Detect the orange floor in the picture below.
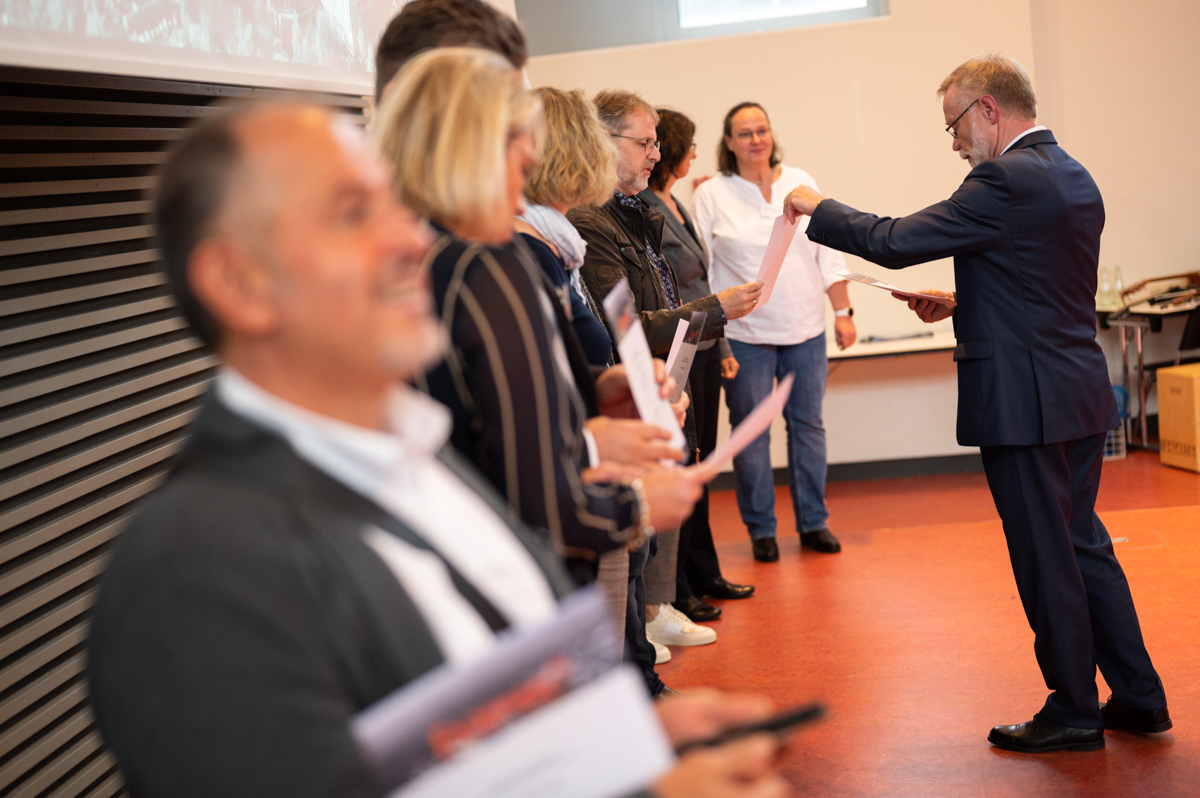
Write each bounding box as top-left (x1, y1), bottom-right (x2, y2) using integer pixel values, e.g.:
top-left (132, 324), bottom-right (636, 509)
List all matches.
top-left (660, 450), bottom-right (1200, 797)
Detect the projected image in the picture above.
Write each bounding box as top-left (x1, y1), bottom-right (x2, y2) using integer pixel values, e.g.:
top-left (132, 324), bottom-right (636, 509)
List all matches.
top-left (677, 0), bottom-right (867, 29)
top-left (3, 0), bottom-right (407, 76)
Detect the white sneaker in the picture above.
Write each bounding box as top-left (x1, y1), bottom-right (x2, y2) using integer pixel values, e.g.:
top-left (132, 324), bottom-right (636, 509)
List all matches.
top-left (652, 638), bottom-right (671, 664)
top-left (646, 603), bottom-right (717, 647)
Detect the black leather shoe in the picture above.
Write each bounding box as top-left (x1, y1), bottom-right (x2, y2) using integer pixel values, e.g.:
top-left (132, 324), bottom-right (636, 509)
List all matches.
top-left (800, 528), bottom-right (842, 553)
top-left (695, 577), bottom-right (755, 600)
top-left (672, 595), bottom-right (722, 622)
top-left (752, 537), bottom-right (779, 562)
top-left (987, 713), bottom-right (1105, 752)
top-left (1101, 695), bottom-right (1172, 733)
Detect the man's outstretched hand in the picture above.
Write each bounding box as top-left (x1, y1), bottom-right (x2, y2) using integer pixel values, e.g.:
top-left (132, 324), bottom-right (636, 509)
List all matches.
top-left (891, 289), bottom-right (956, 323)
top-left (782, 185), bottom-right (827, 223)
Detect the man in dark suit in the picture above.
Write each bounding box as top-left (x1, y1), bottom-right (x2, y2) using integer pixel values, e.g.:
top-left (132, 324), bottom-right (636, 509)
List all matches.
top-left (782, 54), bottom-right (1170, 752)
top-left (87, 102), bottom-right (788, 797)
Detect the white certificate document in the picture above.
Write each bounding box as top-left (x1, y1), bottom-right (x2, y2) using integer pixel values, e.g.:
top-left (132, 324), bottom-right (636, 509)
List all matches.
top-left (601, 280), bottom-right (687, 451)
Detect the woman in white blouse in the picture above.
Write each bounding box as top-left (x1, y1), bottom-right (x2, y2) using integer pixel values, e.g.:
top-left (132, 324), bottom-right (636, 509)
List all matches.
top-left (693, 102), bottom-right (856, 563)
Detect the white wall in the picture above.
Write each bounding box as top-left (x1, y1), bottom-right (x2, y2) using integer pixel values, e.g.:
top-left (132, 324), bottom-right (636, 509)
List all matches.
top-left (525, 0), bottom-right (1037, 466)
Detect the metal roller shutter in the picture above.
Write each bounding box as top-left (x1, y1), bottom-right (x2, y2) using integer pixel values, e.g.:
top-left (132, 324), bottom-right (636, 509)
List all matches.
top-left (0, 65), bottom-right (366, 798)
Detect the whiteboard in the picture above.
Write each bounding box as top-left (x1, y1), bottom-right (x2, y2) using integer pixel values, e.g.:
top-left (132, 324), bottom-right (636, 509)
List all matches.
top-left (0, 0), bottom-right (518, 94)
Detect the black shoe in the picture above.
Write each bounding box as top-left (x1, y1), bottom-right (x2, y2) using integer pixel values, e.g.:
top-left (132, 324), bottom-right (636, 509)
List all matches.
top-left (800, 528), bottom-right (841, 553)
top-left (1101, 695), bottom-right (1172, 733)
top-left (987, 713), bottom-right (1105, 753)
top-left (672, 595), bottom-right (722, 622)
top-left (752, 537), bottom-right (779, 562)
top-left (695, 577), bottom-right (755, 599)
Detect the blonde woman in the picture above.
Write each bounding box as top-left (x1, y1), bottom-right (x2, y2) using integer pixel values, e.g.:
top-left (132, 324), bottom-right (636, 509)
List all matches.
top-left (374, 49), bottom-right (715, 695)
top-left (514, 87), bottom-right (616, 368)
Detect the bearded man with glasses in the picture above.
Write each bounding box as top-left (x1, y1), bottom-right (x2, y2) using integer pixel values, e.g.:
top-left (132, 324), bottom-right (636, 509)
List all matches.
top-left (782, 53), bottom-right (1170, 754)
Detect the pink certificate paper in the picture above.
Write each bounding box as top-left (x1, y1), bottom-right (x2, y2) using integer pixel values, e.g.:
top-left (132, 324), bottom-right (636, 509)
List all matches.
top-left (703, 373), bottom-right (794, 469)
top-left (755, 215), bottom-right (799, 308)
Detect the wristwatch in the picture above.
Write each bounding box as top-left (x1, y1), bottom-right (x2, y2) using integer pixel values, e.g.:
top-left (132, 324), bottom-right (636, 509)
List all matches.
top-left (834, 307), bottom-right (854, 318)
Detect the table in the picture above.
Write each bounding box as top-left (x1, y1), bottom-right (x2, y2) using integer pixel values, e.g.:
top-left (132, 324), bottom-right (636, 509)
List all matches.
top-left (1098, 302), bottom-right (1198, 449)
top-left (827, 329), bottom-right (957, 361)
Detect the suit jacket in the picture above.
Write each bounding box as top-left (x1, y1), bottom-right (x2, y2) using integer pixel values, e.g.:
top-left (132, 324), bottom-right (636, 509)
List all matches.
top-left (807, 130), bottom-right (1118, 447)
top-left (87, 395), bottom-right (575, 798)
top-left (638, 190), bottom-right (732, 359)
top-left (570, 195), bottom-right (726, 356)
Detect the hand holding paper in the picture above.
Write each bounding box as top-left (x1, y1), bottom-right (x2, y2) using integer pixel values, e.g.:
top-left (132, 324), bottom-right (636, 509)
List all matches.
top-left (892, 287), bottom-right (957, 324)
top-left (782, 184), bottom-right (828, 222)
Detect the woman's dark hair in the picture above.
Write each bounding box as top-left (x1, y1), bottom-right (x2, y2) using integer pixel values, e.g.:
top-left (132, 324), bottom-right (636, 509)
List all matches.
top-left (717, 101), bottom-right (781, 176)
top-left (648, 108), bottom-right (696, 192)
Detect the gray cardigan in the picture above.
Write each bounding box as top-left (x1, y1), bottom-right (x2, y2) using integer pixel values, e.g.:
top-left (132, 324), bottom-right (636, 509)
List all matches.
top-left (639, 189), bottom-right (732, 358)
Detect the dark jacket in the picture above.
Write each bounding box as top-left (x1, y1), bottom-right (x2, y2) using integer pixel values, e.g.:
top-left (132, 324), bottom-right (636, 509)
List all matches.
top-left (639, 189), bottom-right (733, 359)
top-left (418, 229), bottom-right (639, 565)
top-left (88, 396), bottom-right (575, 798)
top-left (570, 194), bottom-right (726, 356)
top-left (807, 130), bottom-right (1118, 447)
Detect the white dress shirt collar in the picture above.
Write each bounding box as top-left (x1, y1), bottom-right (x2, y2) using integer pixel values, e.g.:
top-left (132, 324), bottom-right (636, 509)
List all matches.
top-left (1001, 125), bottom-right (1049, 155)
top-left (214, 367), bottom-right (558, 666)
top-left (216, 367), bottom-right (451, 498)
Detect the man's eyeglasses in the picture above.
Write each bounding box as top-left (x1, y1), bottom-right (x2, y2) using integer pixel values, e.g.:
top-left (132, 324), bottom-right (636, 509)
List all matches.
top-left (611, 134), bottom-right (661, 154)
top-left (945, 97), bottom-right (980, 139)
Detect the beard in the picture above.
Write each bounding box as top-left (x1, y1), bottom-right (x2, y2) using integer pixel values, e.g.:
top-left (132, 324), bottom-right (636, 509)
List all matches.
top-left (617, 159), bottom-right (652, 195)
top-left (961, 117), bottom-right (991, 168)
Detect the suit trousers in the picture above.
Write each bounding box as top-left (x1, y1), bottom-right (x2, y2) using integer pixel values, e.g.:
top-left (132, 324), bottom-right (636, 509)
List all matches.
top-left (981, 433), bottom-right (1166, 728)
top-left (676, 346), bottom-right (725, 600)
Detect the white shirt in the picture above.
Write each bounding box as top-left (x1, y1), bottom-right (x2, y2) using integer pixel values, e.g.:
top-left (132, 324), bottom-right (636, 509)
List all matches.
top-left (1001, 125), bottom-right (1048, 155)
top-left (216, 368), bottom-right (557, 666)
top-left (693, 165), bottom-right (846, 346)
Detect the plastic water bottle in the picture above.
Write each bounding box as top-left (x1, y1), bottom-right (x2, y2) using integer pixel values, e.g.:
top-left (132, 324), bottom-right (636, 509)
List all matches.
top-left (1098, 267), bottom-right (1112, 307)
top-left (1113, 266), bottom-right (1125, 305)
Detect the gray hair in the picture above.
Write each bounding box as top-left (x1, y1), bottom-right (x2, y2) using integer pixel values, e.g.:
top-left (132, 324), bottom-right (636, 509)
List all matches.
top-left (593, 89), bottom-right (659, 135)
top-left (939, 54), bottom-right (1037, 119)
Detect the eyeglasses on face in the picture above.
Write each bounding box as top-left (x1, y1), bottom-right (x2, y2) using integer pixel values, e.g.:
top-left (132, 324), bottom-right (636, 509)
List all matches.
top-left (611, 134), bottom-right (661, 154)
top-left (946, 97), bottom-right (981, 138)
top-left (734, 127), bottom-right (771, 143)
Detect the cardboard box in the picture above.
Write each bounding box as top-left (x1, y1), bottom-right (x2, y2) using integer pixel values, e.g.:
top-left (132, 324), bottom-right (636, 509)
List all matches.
top-left (1158, 363), bottom-right (1200, 473)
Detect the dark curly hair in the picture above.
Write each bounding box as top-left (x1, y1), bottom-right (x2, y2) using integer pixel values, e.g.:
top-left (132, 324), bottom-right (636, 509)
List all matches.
top-left (648, 108), bottom-right (696, 192)
top-left (717, 101), bottom-right (781, 176)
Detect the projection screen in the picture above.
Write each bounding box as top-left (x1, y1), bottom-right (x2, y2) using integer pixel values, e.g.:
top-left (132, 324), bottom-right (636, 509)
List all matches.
top-left (0, 0), bottom-right (517, 93)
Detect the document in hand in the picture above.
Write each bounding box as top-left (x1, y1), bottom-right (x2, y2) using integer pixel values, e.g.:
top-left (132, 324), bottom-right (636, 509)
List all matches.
top-left (353, 588), bottom-right (674, 798)
top-left (703, 373), bottom-right (795, 469)
top-left (836, 271), bottom-right (958, 307)
top-left (755, 214), bottom-right (800, 308)
top-left (664, 311), bottom-right (706, 403)
top-left (601, 279), bottom-right (687, 451)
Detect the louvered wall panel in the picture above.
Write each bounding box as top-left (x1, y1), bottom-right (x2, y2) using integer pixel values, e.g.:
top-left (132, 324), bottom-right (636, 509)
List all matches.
top-left (0, 65), bottom-right (366, 798)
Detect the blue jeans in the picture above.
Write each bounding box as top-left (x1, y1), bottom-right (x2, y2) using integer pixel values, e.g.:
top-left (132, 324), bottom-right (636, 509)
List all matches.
top-left (724, 335), bottom-right (829, 540)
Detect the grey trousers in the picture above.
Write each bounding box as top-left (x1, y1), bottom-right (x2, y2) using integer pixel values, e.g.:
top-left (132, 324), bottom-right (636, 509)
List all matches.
top-left (643, 527), bottom-right (679, 606)
top-left (595, 547), bottom-right (629, 657)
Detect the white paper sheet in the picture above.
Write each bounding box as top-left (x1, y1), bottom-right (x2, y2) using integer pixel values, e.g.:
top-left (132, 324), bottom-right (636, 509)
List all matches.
top-left (835, 271), bottom-right (957, 307)
top-left (664, 312), bottom-right (706, 403)
top-left (703, 373), bottom-right (795, 469)
top-left (390, 667), bottom-right (674, 798)
top-left (755, 215), bottom-right (800, 308)
top-left (601, 281), bottom-right (687, 451)
top-left (665, 320), bottom-right (689, 374)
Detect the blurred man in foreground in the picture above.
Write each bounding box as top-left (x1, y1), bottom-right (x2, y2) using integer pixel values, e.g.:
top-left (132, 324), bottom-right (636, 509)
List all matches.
top-left (86, 103), bottom-right (788, 798)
